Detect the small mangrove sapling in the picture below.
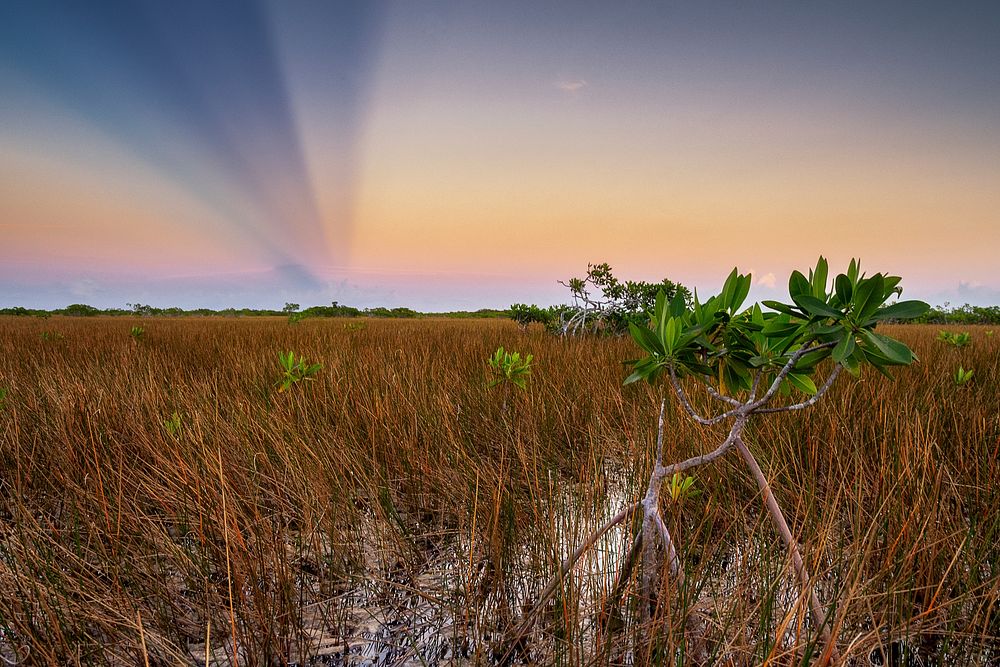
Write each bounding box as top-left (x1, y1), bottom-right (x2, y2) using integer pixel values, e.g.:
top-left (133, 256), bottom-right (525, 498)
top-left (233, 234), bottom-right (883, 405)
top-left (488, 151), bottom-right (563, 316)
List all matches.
top-left (500, 257), bottom-right (928, 662)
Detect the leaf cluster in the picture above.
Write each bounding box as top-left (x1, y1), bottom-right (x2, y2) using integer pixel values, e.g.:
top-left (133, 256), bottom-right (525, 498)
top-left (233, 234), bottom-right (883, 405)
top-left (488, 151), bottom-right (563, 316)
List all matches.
top-left (626, 257), bottom-right (929, 394)
top-left (668, 473), bottom-right (700, 502)
top-left (509, 303), bottom-right (555, 328)
top-left (276, 351), bottom-right (323, 392)
top-left (937, 331), bottom-right (971, 348)
top-left (954, 366), bottom-right (974, 386)
top-left (487, 346), bottom-right (533, 390)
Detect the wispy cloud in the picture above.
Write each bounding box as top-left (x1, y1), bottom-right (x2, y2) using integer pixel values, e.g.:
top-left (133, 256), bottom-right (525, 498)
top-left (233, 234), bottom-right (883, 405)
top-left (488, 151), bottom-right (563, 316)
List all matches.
top-left (756, 272), bottom-right (776, 288)
top-left (555, 79), bottom-right (588, 94)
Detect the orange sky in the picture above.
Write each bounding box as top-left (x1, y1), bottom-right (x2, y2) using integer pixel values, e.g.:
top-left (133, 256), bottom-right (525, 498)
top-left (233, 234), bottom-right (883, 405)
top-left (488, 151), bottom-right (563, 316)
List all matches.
top-left (2, 2), bottom-right (999, 308)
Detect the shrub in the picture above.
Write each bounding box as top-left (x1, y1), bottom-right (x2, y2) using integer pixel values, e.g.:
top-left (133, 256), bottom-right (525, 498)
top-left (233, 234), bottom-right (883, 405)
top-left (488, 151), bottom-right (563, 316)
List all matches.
top-left (486, 347), bottom-right (533, 389)
top-left (276, 351), bottom-right (322, 392)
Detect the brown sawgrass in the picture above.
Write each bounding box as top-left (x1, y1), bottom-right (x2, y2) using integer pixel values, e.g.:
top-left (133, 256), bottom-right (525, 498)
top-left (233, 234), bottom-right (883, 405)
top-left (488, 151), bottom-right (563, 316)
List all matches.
top-left (0, 317), bottom-right (997, 665)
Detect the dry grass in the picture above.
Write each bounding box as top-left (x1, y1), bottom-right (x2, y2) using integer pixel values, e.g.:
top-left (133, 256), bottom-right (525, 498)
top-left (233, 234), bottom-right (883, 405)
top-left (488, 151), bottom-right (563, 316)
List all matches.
top-left (0, 317), bottom-right (997, 665)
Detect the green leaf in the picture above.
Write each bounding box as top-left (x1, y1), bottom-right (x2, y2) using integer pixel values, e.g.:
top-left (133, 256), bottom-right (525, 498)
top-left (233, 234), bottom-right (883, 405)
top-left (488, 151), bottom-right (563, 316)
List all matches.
top-left (786, 372), bottom-right (818, 395)
top-left (762, 321), bottom-right (802, 338)
top-left (796, 347), bottom-right (833, 369)
top-left (853, 274), bottom-right (885, 321)
top-left (832, 331), bottom-right (856, 363)
top-left (812, 256), bottom-right (828, 298)
top-left (669, 291), bottom-right (686, 318)
top-left (883, 275), bottom-right (901, 297)
top-left (788, 270), bottom-right (810, 298)
top-left (812, 323), bottom-right (844, 336)
top-left (872, 300), bottom-right (930, 321)
top-left (624, 358), bottom-right (661, 385)
top-left (792, 294), bottom-right (843, 320)
top-left (762, 300), bottom-right (800, 317)
top-left (834, 274), bottom-right (852, 306)
top-left (731, 273), bottom-right (751, 313)
top-left (654, 290), bottom-right (666, 323)
top-left (847, 258), bottom-right (860, 284)
top-left (865, 354), bottom-right (896, 380)
top-left (840, 347), bottom-right (862, 376)
top-left (859, 330), bottom-right (913, 365)
top-left (661, 316), bottom-right (680, 353)
top-left (720, 268), bottom-right (739, 310)
top-left (629, 321), bottom-right (662, 355)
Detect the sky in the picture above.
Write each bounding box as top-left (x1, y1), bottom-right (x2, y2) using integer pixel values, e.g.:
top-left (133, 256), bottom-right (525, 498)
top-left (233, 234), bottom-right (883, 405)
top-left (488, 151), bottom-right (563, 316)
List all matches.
top-left (1, 1), bottom-right (999, 310)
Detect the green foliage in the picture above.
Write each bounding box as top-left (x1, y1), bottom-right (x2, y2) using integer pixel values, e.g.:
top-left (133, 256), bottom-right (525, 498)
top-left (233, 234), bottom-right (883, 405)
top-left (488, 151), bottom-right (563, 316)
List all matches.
top-left (509, 303), bottom-right (553, 328)
top-left (365, 306), bottom-right (419, 318)
top-left (282, 302), bottom-right (300, 314)
top-left (302, 303), bottom-right (362, 318)
top-left (0, 388), bottom-right (7, 410)
top-left (40, 331), bottom-right (64, 342)
top-left (128, 303), bottom-right (155, 316)
top-left (61, 303), bottom-right (100, 317)
top-left (130, 326), bottom-right (145, 341)
top-left (164, 412), bottom-right (182, 436)
top-left (559, 263), bottom-right (691, 335)
top-left (667, 473), bottom-right (700, 502)
top-left (937, 331), bottom-right (971, 347)
top-left (287, 312), bottom-right (308, 325)
top-left (276, 351), bottom-right (323, 392)
top-left (344, 322), bottom-right (367, 332)
top-left (913, 303), bottom-right (1000, 325)
top-left (954, 366), bottom-right (974, 386)
top-left (626, 257), bottom-right (929, 392)
top-left (487, 346), bottom-right (533, 390)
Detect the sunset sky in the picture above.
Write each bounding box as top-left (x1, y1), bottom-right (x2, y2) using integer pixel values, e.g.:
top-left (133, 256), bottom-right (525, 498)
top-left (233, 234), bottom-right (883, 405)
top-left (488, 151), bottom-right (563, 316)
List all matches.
top-left (2, 1), bottom-right (998, 310)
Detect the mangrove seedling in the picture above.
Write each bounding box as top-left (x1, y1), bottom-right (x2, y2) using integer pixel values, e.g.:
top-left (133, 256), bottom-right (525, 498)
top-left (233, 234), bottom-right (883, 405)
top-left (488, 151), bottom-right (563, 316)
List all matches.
top-left (667, 472), bottom-right (699, 502)
top-left (164, 412), bottom-right (182, 436)
top-left (487, 346), bottom-right (533, 389)
top-left (938, 330), bottom-right (971, 347)
top-left (954, 366), bottom-right (974, 386)
top-left (276, 350), bottom-right (322, 392)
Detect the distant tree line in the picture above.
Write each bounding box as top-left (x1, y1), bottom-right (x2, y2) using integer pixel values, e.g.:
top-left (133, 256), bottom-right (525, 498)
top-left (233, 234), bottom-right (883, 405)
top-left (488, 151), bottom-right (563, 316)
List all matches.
top-left (0, 302), bottom-right (510, 320)
top-left (908, 303), bottom-right (1000, 325)
top-left (4, 294), bottom-right (994, 324)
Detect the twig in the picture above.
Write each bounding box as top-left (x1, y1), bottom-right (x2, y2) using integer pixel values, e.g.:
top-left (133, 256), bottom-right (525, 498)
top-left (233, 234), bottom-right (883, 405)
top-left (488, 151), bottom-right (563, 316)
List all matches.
top-left (668, 365), bottom-right (742, 426)
top-left (746, 341), bottom-right (837, 411)
top-left (754, 366), bottom-right (842, 414)
top-left (705, 383), bottom-right (743, 407)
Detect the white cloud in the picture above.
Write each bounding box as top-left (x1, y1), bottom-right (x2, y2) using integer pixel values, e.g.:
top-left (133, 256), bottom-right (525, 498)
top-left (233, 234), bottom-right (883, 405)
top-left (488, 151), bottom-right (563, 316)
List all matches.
top-left (555, 79), bottom-right (588, 94)
top-left (69, 279), bottom-right (101, 299)
top-left (756, 272), bottom-right (776, 288)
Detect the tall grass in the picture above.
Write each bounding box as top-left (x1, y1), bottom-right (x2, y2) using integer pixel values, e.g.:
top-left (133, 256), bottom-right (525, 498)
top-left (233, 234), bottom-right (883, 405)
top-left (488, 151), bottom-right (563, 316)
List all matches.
top-left (0, 317), bottom-right (997, 665)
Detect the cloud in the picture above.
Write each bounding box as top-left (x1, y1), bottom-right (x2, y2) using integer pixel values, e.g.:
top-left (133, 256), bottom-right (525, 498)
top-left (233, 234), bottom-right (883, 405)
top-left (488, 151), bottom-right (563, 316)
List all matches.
top-left (69, 279), bottom-right (101, 299)
top-left (756, 272), bottom-right (776, 288)
top-left (917, 280), bottom-right (1000, 308)
top-left (555, 79), bottom-right (588, 94)
top-left (955, 280), bottom-right (1000, 304)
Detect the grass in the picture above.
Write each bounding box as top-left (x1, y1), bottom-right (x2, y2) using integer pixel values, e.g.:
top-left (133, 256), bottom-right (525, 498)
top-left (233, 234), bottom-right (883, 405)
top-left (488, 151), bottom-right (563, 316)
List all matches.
top-left (0, 317), bottom-right (997, 665)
